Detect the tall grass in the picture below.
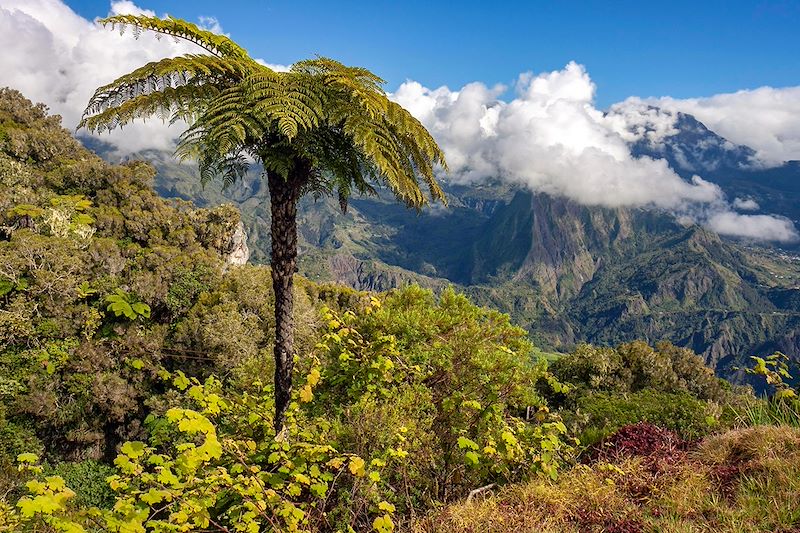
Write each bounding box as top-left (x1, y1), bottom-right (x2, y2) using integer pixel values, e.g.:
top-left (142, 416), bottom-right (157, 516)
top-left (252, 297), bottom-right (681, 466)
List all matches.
top-left (734, 398), bottom-right (800, 428)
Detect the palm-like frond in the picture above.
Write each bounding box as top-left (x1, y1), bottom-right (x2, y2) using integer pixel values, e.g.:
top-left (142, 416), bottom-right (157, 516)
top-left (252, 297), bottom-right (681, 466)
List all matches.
top-left (99, 15), bottom-right (250, 59)
top-left (80, 54), bottom-right (256, 132)
top-left (81, 15), bottom-right (447, 209)
top-left (248, 71), bottom-right (327, 140)
top-left (305, 59), bottom-right (448, 207)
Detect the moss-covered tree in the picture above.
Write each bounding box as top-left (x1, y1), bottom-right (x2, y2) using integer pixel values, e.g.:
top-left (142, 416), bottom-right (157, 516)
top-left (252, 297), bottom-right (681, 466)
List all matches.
top-left (80, 16), bottom-right (447, 431)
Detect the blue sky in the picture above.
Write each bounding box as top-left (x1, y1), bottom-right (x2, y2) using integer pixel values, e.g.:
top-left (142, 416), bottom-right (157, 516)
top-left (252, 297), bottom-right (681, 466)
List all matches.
top-left (64, 0), bottom-right (800, 107)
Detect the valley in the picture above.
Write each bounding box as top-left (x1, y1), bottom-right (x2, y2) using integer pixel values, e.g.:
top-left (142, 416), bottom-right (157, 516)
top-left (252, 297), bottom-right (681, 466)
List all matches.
top-left (102, 112), bottom-right (800, 386)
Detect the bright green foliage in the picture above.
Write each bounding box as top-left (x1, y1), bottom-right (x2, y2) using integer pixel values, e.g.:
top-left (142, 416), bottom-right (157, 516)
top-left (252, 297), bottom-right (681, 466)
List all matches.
top-left (306, 287), bottom-right (572, 513)
top-left (80, 14), bottom-right (447, 210)
top-left (573, 390), bottom-right (718, 445)
top-left (49, 460), bottom-right (116, 509)
top-left (552, 340), bottom-right (730, 402)
top-left (7, 205), bottom-right (44, 219)
top-left (1, 456), bottom-right (86, 532)
top-left (3, 370), bottom-right (394, 533)
top-left (106, 289), bottom-right (151, 320)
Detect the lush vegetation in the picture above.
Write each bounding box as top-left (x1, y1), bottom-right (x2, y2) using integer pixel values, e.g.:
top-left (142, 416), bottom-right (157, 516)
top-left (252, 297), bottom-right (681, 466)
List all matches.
top-left (0, 90), bottom-right (563, 531)
top-left (2, 89), bottom-right (800, 532)
top-left (80, 14), bottom-right (447, 431)
top-left (418, 424), bottom-right (800, 533)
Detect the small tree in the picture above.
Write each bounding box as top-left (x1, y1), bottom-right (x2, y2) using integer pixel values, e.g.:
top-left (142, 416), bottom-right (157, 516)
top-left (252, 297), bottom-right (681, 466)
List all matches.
top-left (80, 16), bottom-right (447, 431)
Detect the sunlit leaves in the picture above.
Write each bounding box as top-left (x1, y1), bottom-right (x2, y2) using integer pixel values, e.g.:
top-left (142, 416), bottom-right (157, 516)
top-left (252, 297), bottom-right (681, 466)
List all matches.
top-left (81, 14), bottom-right (447, 215)
top-left (105, 289), bottom-right (150, 320)
top-left (348, 456), bottom-right (366, 477)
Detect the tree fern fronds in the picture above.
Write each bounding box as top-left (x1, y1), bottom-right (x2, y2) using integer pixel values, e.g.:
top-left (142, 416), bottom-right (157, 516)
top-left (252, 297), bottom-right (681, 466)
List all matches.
top-left (81, 14), bottom-right (450, 434)
top-left (81, 85), bottom-right (214, 132)
top-left (81, 55), bottom-right (253, 128)
top-left (99, 15), bottom-right (252, 60)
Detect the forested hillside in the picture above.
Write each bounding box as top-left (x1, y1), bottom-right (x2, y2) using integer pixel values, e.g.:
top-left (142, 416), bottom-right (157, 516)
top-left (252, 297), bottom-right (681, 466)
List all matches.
top-left (2, 88), bottom-right (800, 533)
top-left (100, 137), bottom-right (800, 387)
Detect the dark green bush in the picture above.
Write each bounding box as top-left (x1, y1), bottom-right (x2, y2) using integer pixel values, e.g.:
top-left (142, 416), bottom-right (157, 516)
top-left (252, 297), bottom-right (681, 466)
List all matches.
top-left (552, 340), bottom-right (729, 402)
top-left (48, 460), bottom-right (116, 509)
top-left (571, 390), bottom-right (716, 446)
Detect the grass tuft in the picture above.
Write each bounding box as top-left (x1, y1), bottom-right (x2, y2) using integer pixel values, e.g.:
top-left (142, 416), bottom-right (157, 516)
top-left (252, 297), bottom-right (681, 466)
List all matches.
top-left (415, 425), bottom-right (800, 533)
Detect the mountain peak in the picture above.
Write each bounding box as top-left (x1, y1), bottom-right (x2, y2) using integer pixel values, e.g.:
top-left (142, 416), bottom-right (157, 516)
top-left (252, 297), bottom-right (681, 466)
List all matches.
top-left (623, 107), bottom-right (758, 175)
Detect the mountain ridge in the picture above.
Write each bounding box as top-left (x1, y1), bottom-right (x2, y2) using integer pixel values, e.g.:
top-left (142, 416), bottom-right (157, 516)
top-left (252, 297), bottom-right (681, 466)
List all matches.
top-left (82, 108), bottom-right (800, 383)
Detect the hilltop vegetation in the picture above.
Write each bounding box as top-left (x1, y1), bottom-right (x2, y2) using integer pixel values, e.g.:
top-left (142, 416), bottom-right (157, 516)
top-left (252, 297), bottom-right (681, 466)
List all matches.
top-left (114, 142), bottom-right (800, 389)
top-left (0, 89), bottom-right (567, 531)
top-left (2, 90), bottom-right (800, 532)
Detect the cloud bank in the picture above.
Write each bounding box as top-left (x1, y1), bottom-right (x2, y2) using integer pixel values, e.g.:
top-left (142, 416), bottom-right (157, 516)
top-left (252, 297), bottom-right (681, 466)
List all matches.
top-left (0, 0), bottom-right (290, 154)
top-left (639, 87), bottom-right (800, 166)
top-left (0, 1), bottom-right (797, 242)
top-left (392, 63), bottom-right (798, 242)
top-left (0, 0), bottom-right (201, 152)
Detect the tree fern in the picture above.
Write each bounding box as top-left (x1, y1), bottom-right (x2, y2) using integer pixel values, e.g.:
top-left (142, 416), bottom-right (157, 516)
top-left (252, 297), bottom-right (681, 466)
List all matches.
top-left (81, 14), bottom-right (448, 432)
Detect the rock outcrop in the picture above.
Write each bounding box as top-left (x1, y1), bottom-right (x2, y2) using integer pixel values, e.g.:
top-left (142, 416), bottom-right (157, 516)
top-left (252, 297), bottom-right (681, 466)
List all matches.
top-left (225, 220), bottom-right (250, 266)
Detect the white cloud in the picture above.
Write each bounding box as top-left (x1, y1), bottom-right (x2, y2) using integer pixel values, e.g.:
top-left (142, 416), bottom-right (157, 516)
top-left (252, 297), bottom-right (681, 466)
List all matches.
top-left (254, 59), bottom-right (292, 72)
top-left (706, 211), bottom-right (798, 243)
top-left (391, 62), bottom-right (798, 243)
top-left (0, 0), bottom-right (291, 155)
top-left (631, 87), bottom-right (800, 166)
top-left (733, 197), bottom-right (760, 211)
top-left (109, 0), bottom-right (154, 16)
top-left (0, 0), bottom-right (200, 153)
top-left (603, 99), bottom-right (680, 145)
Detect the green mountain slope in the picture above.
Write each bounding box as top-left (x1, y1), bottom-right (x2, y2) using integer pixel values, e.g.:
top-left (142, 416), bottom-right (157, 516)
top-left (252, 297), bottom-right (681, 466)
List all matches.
top-left (85, 129), bottom-right (800, 385)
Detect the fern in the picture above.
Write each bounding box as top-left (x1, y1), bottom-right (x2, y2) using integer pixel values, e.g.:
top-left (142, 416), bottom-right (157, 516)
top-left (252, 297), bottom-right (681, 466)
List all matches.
top-left (99, 15), bottom-right (250, 59)
top-left (80, 16), bottom-right (449, 429)
top-left (81, 14), bottom-right (447, 209)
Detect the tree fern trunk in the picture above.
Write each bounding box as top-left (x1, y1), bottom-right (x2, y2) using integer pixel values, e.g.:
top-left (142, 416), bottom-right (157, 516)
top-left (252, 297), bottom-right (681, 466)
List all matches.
top-left (267, 162), bottom-right (308, 433)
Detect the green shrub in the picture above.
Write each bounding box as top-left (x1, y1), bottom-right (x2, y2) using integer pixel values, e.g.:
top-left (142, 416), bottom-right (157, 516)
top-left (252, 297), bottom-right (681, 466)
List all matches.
top-left (552, 340), bottom-right (728, 402)
top-left (307, 286), bottom-right (573, 514)
top-left (572, 390), bottom-right (716, 445)
top-left (49, 460), bottom-right (116, 509)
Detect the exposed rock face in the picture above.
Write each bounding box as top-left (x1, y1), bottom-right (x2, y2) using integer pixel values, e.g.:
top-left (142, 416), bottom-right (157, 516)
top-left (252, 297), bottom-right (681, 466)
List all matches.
top-left (467, 190), bottom-right (674, 299)
top-left (326, 253), bottom-right (446, 292)
top-left (225, 220), bottom-right (250, 266)
top-left (190, 204), bottom-right (251, 267)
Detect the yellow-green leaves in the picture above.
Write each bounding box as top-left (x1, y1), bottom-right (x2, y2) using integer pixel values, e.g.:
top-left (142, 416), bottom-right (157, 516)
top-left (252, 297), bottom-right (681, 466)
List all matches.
top-left (120, 441), bottom-right (146, 459)
top-left (298, 365), bottom-right (322, 403)
top-left (105, 288), bottom-right (151, 320)
top-left (371, 500), bottom-right (396, 532)
top-left (457, 436), bottom-right (479, 450)
top-left (457, 436), bottom-right (481, 465)
top-left (372, 513), bottom-right (395, 533)
top-left (348, 456), bottom-right (366, 477)
top-left (17, 452), bottom-right (38, 464)
top-left (299, 384), bottom-right (314, 403)
top-left (11, 469), bottom-right (85, 533)
top-left (173, 370), bottom-right (190, 390)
